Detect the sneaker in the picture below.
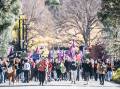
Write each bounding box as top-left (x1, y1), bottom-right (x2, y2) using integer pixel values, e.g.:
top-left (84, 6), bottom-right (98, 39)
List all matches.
top-left (74, 81), bottom-right (76, 84)
top-left (71, 81), bottom-right (73, 84)
top-left (39, 82), bottom-right (41, 85)
top-left (84, 82), bottom-right (88, 85)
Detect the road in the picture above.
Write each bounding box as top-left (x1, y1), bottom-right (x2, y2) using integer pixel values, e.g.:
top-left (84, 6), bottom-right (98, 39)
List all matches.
top-left (0, 80), bottom-right (120, 89)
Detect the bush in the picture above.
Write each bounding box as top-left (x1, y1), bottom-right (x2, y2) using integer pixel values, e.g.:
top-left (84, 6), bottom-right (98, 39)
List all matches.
top-left (112, 68), bottom-right (120, 84)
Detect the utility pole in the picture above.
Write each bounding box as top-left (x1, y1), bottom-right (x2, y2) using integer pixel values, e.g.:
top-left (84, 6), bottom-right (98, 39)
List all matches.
top-left (22, 19), bottom-right (25, 51)
top-left (18, 16), bottom-right (21, 51)
top-left (25, 24), bottom-right (29, 52)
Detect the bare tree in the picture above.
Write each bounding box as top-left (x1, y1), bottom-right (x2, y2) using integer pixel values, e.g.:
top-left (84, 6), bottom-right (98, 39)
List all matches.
top-left (21, 0), bottom-right (55, 48)
top-left (48, 0), bottom-right (101, 46)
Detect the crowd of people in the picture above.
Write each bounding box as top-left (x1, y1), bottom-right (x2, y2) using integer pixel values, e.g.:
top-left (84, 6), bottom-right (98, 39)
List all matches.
top-left (0, 55), bottom-right (114, 86)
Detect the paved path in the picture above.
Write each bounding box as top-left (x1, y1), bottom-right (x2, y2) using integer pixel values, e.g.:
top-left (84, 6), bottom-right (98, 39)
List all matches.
top-left (0, 80), bottom-right (120, 89)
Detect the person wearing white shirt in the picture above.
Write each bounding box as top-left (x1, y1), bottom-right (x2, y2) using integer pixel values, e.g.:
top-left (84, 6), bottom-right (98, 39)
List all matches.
top-left (24, 59), bottom-right (30, 83)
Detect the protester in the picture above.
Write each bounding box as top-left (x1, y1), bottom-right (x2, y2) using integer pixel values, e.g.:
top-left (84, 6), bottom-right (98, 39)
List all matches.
top-left (106, 62), bottom-right (113, 81)
top-left (52, 61), bottom-right (57, 81)
top-left (38, 57), bottom-right (46, 85)
top-left (97, 61), bottom-right (106, 85)
top-left (0, 45), bottom-right (116, 86)
top-left (47, 60), bottom-right (53, 82)
top-left (0, 59), bottom-right (4, 83)
top-left (30, 60), bottom-right (36, 81)
top-left (64, 59), bottom-right (71, 81)
top-left (94, 60), bottom-right (98, 81)
top-left (60, 61), bottom-right (66, 80)
top-left (23, 59), bottom-right (31, 83)
top-left (82, 59), bottom-right (91, 85)
top-left (70, 60), bottom-right (77, 84)
top-left (56, 62), bottom-right (61, 81)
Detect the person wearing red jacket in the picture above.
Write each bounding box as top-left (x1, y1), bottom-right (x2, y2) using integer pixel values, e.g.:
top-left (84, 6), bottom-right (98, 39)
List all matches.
top-left (38, 58), bottom-right (47, 85)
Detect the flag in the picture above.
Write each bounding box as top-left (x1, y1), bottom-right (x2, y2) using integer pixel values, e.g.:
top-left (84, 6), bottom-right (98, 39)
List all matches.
top-left (27, 51), bottom-right (32, 59)
top-left (76, 53), bottom-right (81, 62)
top-left (61, 50), bottom-right (64, 61)
top-left (48, 49), bottom-right (54, 61)
top-left (68, 39), bottom-right (76, 60)
top-left (32, 51), bottom-right (40, 62)
top-left (7, 46), bottom-right (13, 56)
top-left (35, 47), bottom-right (39, 53)
top-left (79, 51), bottom-right (83, 62)
top-left (72, 39), bottom-right (75, 47)
top-left (57, 47), bottom-right (62, 62)
top-left (58, 50), bottom-right (61, 61)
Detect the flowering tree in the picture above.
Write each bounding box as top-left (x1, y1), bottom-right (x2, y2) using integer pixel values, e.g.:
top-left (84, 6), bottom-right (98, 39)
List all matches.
top-left (90, 44), bottom-right (109, 61)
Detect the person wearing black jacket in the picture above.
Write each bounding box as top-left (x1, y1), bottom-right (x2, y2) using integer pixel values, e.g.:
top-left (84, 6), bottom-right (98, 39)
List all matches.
top-left (70, 61), bottom-right (77, 84)
top-left (82, 59), bottom-right (91, 85)
top-left (0, 60), bottom-right (3, 83)
top-left (64, 60), bottom-right (71, 81)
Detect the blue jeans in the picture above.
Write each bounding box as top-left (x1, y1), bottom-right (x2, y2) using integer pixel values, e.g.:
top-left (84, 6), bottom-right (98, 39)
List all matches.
top-left (24, 70), bottom-right (29, 83)
top-left (0, 72), bottom-right (4, 83)
top-left (107, 71), bottom-right (112, 81)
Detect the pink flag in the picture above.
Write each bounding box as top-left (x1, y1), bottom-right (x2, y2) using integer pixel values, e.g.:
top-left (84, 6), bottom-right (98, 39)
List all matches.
top-left (35, 47), bottom-right (39, 53)
top-left (76, 54), bottom-right (81, 62)
top-left (27, 52), bottom-right (32, 59)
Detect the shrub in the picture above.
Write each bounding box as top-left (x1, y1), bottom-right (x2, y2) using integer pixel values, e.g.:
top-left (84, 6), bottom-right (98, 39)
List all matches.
top-left (112, 68), bottom-right (120, 84)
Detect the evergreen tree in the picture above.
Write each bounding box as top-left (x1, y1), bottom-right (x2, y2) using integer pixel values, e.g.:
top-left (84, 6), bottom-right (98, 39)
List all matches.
top-left (98, 0), bottom-right (120, 60)
top-left (98, 0), bottom-right (120, 27)
top-left (0, 0), bottom-right (21, 57)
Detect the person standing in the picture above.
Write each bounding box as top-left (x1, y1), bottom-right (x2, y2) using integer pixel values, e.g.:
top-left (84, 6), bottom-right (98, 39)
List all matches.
top-left (70, 60), bottom-right (77, 84)
top-left (0, 59), bottom-right (4, 83)
top-left (82, 59), bottom-right (91, 85)
top-left (64, 60), bottom-right (71, 81)
top-left (106, 62), bottom-right (112, 81)
top-left (94, 60), bottom-right (98, 81)
top-left (56, 62), bottom-right (61, 81)
top-left (97, 61), bottom-right (106, 85)
top-left (48, 60), bottom-right (53, 82)
top-left (23, 59), bottom-right (31, 83)
top-left (52, 61), bottom-right (57, 81)
top-left (60, 61), bottom-right (66, 80)
top-left (38, 58), bottom-right (46, 85)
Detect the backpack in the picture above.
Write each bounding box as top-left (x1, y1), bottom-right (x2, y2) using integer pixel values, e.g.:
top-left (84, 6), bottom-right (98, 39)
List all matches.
top-left (98, 64), bottom-right (106, 74)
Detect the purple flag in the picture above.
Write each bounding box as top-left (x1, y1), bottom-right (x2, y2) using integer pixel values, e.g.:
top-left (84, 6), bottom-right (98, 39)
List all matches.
top-left (8, 46), bottom-right (13, 55)
top-left (61, 50), bottom-right (64, 60)
top-left (48, 49), bottom-right (54, 61)
top-left (68, 39), bottom-right (76, 60)
top-left (57, 47), bottom-right (61, 61)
